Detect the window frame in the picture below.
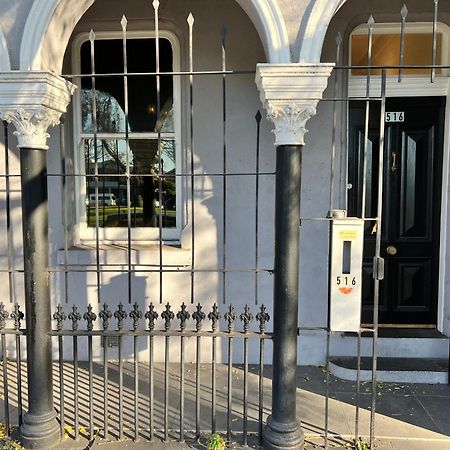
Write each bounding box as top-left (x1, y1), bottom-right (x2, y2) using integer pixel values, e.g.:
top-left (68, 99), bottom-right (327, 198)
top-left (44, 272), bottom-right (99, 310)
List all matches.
top-left (71, 30), bottom-right (182, 243)
top-left (348, 22), bottom-right (450, 98)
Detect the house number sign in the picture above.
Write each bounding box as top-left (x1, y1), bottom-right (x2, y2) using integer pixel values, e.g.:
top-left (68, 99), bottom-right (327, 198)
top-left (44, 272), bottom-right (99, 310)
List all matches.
top-left (385, 111), bottom-right (404, 122)
top-left (329, 218), bottom-right (364, 332)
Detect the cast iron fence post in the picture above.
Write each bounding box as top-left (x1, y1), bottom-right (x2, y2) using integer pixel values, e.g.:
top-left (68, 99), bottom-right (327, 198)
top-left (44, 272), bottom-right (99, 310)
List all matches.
top-left (256, 63), bottom-right (333, 449)
top-left (0, 73), bottom-right (75, 448)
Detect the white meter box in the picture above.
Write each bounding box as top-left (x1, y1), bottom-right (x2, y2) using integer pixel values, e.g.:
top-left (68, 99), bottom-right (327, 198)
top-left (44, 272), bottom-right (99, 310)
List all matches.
top-left (329, 218), bottom-right (364, 332)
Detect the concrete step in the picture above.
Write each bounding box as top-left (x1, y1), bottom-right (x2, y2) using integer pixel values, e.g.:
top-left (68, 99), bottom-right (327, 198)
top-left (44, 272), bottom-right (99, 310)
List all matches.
top-left (330, 330), bottom-right (449, 359)
top-left (329, 356), bottom-right (449, 384)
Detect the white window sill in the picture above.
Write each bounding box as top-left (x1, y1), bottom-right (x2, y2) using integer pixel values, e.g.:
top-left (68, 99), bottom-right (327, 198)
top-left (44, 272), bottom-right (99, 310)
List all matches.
top-left (56, 243), bottom-right (191, 267)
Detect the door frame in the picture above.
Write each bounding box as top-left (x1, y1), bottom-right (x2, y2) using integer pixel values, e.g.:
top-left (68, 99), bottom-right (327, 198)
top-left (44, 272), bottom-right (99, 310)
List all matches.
top-left (347, 77), bottom-right (450, 331)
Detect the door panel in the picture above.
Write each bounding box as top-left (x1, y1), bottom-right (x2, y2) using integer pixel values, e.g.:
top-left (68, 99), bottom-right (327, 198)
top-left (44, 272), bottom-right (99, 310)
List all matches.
top-left (349, 97), bottom-right (445, 325)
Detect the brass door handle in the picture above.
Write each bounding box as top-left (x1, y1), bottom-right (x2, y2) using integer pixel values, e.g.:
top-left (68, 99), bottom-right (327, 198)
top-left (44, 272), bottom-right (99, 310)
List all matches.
top-left (386, 245), bottom-right (397, 256)
top-left (391, 152), bottom-right (398, 172)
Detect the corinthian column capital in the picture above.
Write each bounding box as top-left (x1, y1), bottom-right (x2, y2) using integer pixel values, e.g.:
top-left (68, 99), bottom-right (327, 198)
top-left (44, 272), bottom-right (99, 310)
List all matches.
top-left (255, 64), bottom-right (334, 146)
top-left (0, 72), bottom-right (75, 149)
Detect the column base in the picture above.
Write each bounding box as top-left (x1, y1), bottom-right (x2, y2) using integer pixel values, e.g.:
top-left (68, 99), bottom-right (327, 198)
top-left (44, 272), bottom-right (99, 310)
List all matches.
top-left (263, 415), bottom-right (304, 450)
top-left (20, 410), bottom-right (60, 449)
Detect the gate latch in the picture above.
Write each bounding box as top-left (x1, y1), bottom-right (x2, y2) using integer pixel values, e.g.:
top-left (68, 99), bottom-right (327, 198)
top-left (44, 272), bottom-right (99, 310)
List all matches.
top-left (373, 257), bottom-right (385, 280)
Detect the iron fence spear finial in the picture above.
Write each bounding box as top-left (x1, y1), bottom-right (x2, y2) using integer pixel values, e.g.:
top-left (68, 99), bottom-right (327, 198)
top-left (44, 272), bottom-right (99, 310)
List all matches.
top-left (83, 304), bottom-right (97, 332)
top-left (240, 305), bottom-right (253, 333)
top-left (99, 303), bottom-right (112, 331)
top-left (224, 304), bottom-right (236, 332)
top-left (12, 303), bottom-right (25, 331)
top-left (145, 303), bottom-right (159, 331)
top-left (161, 303), bottom-right (174, 331)
top-left (192, 303), bottom-right (205, 331)
top-left (53, 305), bottom-right (66, 332)
top-left (114, 303), bottom-right (127, 331)
top-left (256, 304), bottom-right (270, 333)
top-left (177, 303), bottom-right (190, 332)
top-left (0, 303), bottom-right (8, 330)
top-left (208, 303), bottom-right (221, 332)
top-left (68, 305), bottom-right (81, 331)
top-left (130, 303), bottom-right (143, 331)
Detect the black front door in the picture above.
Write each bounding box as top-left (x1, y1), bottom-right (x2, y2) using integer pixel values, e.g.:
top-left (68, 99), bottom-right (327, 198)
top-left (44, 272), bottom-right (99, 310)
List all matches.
top-left (349, 97), bottom-right (445, 326)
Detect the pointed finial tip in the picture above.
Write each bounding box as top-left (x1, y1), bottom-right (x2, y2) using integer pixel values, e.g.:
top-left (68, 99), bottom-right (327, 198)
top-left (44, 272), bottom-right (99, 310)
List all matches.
top-left (401, 4), bottom-right (408, 18)
top-left (121, 15), bottom-right (128, 30)
top-left (152, 0), bottom-right (160, 9)
top-left (187, 13), bottom-right (195, 26)
top-left (336, 32), bottom-right (343, 45)
top-left (89, 29), bottom-right (96, 42)
top-left (368, 15), bottom-right (375, 26)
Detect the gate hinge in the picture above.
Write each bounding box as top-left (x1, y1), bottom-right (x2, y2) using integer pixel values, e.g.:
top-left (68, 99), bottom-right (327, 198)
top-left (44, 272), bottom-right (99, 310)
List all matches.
top-left (373, 257), bottom-right (385, 280)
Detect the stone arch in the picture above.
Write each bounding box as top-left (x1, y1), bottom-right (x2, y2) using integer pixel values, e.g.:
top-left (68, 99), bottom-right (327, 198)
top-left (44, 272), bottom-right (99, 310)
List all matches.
top-left (299, 0), bottom-right (346, 63)
top-left (20, 0), bottom-right (291, 73)
top-left (0, 27), bottom-right (11, 71)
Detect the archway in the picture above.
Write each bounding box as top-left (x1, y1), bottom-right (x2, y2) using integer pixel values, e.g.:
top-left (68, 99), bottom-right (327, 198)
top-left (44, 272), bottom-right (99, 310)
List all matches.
top-left (19, 0), bottom-right (290, 73)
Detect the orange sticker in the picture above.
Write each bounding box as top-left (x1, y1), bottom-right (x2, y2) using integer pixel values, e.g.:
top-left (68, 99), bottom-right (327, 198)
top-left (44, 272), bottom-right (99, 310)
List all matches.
top-left (339, 287), bottom-right (353, 295)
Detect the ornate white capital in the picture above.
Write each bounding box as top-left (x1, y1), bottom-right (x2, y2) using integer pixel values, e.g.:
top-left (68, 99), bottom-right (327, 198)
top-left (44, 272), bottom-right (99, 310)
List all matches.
top-left (0, 72), bottom-right (75, 149)
top-left (255, 64), bottom-right (334, 146)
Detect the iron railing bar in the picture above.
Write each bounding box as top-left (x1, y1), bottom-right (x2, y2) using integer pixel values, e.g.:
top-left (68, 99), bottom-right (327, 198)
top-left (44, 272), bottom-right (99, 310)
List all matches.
top-left (3, 122), bottom-right (15, 306)
top-left (369, 67), bottom-right (387, 449)
top-left (324, 329), bottom-right (331, 449)
top-left (164, 335), bottom-right (169, 442)
top-left (180, 335), bottom-right (185, 442)
top-left (122, 15), bottom-right (133, 306)
top-left (134, 335), bottom-right (140, 441)
top-left (355, 330), bottom-right (362, 442)
top-left (61, 63), bottom-right (450, 79)
top-left (431, 0), bottom-right (439, 82)
top-left (222, 25), bottom-right (228, 305)
top-left (195, 335), bottom-right (201, 440)
top-left (0, 329), bottom-right (23, 335)
top-left (188, 13), bottom-right (195, 305)
top-left (12, 268), bottom-right (274, 274)
top-left (46, 171), bottom-right (277, 177)
top-left (361, 16), bottom-right (374, 219)
top-left (398, 6), bottom-right (407, 83)
top-left (57, 335), bottom-right (65, 438)
top-left (118, 334), bottom-right (124, 440)
top-left (73, 336), bottom-right (80, 440)
top-left (254, 112), bottom-right (261, 305)
top-left (243, 336), bottom-right (249, 446)
top-left (62, 69), bottom-right (257, 78)
top-left (103, 336), bottom-right (109, 440)
top-left (226, 334), bottom-right (233, 442)
top-left (149, 335), bottom-right (154, 441)
top-left (300, 216), bottom-right (379, 222)
top-left (89, 30), bottom-right (101, 306)
top-left (60, 118), bottom-right (70, 305)
top-left (211, 335), bottom-right (217, 433)
top-left (258, 338), bottom-right (265, 444)
top-left (1, 334), bottom-right (10, 436)
top-left (88, 335), bottom-right (94, 440)
top-left (154, 0), bottom-right (164, 306)
top-left (15, 333), bottom-right (23, 427)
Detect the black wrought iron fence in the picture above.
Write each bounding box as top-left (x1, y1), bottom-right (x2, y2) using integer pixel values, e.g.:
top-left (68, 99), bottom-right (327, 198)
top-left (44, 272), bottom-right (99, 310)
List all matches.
top-left (50, 302), bottom-right (271, 444)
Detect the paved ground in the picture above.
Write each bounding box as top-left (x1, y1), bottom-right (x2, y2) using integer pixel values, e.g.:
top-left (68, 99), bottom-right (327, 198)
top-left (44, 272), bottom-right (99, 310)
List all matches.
top-left (1, 364), bottom-right (449, 449)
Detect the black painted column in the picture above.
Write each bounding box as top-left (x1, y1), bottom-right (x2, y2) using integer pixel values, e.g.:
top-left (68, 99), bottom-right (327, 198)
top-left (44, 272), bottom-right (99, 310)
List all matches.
top-left (263, 145), bottom-right (304, 450)
top-left (0, 73), bottom-right (74, 449)
top-left (19, 147), bottom-right (59, 448)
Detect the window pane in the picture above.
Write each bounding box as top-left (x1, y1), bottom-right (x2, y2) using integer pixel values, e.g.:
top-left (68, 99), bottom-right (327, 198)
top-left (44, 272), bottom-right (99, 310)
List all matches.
top-left (351, 33), bottom-right (442, 75)
top-left (85, 138), bottom-right (176, 228)
top-left (80, 38), bottom-right (173, 133)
